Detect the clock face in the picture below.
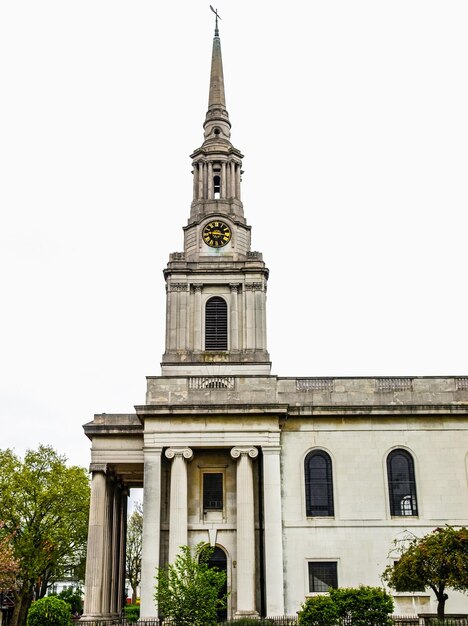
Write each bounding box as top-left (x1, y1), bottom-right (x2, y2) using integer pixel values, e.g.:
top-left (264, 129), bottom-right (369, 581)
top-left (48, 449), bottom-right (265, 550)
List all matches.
top-left (202, 220), bottom-right (232, 248)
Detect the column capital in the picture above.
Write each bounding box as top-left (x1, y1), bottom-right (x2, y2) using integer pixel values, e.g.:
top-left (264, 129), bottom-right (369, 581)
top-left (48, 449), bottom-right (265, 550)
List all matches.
top-left (193, 283), bottom-right (203, 293)
top-left (165, 447), bottom-right (194, 461)
top-left (262, 446), bottom-right (282, 455)
top-left (230, 446), bottom-right (258, 460)
top-left (89, 463), bottom-right (108, 474)
top-left (230, 283), bottom-right (240, 292)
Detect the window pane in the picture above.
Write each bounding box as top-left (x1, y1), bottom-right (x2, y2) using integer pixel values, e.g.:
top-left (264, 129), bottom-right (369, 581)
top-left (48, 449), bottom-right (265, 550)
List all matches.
top-left (308, 562), bottom-right (338, 592)
top-left (305, 451), bottom-right (334, 516)
top-left (387, 450), bottom-right (418, 516)
top-left (203, 473), bottom-right (223, 510)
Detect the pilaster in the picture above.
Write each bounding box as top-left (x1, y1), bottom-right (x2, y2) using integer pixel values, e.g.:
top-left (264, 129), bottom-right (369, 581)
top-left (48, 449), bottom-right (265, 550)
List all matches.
top-left (140, 447), bottom-right (162, 619)
top-left (231, 446), bottom-right (259, 617)
top-left (262, 446), bottom-right (285, 615)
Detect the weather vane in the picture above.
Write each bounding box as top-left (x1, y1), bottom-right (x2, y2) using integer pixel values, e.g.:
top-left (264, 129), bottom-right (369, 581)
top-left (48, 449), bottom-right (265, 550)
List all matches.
top-left (210, 5), bottom-right (221, 36)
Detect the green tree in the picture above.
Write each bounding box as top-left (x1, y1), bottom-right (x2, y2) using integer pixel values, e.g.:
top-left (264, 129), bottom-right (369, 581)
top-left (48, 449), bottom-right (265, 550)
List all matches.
top-left (155, 543), bottom-right (227, 626)
top-left (382, 526), bottom-right (468, 619)
top-left (0, 446), bottom-right (90, 626)
top-left (27, 596), bottom-right (71, 626)
top-left (126, 501), bottom-right (143, 604)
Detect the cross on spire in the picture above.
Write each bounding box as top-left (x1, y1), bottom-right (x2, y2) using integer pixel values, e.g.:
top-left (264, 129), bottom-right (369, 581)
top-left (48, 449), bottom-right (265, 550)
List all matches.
top-left (209, 5), bottom-right (221, 36)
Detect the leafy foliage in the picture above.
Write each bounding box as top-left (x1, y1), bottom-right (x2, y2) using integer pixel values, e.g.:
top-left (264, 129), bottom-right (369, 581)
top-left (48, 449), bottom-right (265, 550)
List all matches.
top-left (0, 445), bottom-right (90, 626)
top-left (382, 526), bottom-right (468, 619)
top-left (123, 603), bottom-right (140, 623)
top-left (330, 586), bottom-right (394, 626)
top-left (0, 523), bottom-right (19, 591)
top-left (298, 594), bottom-right (340, 626)
top-left (55, 587), bottom-right (83, 615)
top-left (26, 596), bottom-right (71, 626)
top-left (155, 543), bottom-right (227, 626)
top-left (298, 587), bottom-right (393, 626)
top-left (126, 501), bottom-right (143, 604)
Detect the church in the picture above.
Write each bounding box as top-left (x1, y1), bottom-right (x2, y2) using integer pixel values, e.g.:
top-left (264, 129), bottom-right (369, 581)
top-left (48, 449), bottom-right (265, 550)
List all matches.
top-left (81, 19), bottom-right (468, 621)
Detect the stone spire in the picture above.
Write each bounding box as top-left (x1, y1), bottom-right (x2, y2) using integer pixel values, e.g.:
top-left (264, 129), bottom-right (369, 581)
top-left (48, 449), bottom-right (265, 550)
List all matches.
top-left (203, 25), bottom-right (231, 142)
top-left (189, 22), bottom-right (245, 224)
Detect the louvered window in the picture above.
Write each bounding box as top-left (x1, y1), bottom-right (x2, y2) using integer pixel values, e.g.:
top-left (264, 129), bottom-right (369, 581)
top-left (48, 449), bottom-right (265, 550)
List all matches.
top-left (203, 473), bottom-right (223, 510)
top-left (387, 449), bottom-right (418, 516)
top-left (205, 297), bottom-right (228, 350)
top-left (305, 450), bottom-right (334, 517)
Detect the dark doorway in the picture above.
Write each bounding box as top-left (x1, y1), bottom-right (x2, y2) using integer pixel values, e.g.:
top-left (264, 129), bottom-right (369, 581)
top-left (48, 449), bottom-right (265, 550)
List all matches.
top-left (207, 546), bottom-right (228, 621)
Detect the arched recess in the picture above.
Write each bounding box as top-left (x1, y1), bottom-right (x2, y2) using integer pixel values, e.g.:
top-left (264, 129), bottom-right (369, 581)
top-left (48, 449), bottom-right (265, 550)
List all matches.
top-left (206, 545), bottom-right (228, 621)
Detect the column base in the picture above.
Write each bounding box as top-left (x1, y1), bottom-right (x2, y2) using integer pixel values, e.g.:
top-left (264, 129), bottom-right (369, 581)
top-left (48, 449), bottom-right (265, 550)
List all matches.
top-left (80, 613), bottom-right (118, 622)
top-left (234, 610), bottom-right (259, 619)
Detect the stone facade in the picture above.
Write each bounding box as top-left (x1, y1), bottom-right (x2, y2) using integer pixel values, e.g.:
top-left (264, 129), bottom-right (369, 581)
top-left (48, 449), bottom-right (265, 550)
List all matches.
top-left (81, 25), bottom-right (468, 621)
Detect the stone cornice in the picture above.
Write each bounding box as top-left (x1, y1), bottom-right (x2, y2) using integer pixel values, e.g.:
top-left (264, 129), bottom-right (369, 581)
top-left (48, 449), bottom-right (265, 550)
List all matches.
top-left (135, 403), bottom-right (289, 417)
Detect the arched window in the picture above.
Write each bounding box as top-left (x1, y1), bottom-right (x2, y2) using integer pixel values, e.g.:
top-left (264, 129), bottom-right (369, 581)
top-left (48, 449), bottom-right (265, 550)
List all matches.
top-left (213, 175), bottom-right (221, 198)
top-left (205, 297), bottom-right (228, 350)
top-left (387, 449), bottom-right (418, 516)
top-left (304, 450), bottom-right (334, 517)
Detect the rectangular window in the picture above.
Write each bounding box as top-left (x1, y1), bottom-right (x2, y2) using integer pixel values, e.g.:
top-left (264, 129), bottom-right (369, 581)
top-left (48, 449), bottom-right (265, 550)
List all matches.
top-left (203, 473), bottom-right (223, 511)
top-left (308, 562), bottom-right (338, 592)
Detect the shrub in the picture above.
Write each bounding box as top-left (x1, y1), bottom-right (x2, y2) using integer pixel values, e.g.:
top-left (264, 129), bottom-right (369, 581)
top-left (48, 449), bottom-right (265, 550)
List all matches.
top-left (56, 588), bottom-right (83, 615)
top-left (298, 595), bottom-right (340, 626)
top-left (123, 603), bottom-right (140, 623)
top-left (27, 596), bottom-right (72, 626)
top-left (330, 586), bottom-right (394, 626)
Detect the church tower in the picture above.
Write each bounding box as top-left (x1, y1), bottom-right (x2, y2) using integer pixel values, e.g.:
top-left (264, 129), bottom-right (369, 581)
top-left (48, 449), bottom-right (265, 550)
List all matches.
top-left (161, 19), bottom-right (270, 377)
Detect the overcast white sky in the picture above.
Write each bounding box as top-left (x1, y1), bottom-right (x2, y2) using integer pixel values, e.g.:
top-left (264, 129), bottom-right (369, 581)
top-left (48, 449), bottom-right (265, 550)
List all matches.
top-left (1, 1), bottom-right (467, 470)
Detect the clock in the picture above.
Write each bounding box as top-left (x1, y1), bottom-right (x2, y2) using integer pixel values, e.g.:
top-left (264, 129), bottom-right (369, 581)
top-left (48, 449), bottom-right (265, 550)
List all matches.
top-left (202, 220), bottom-right (232, 248)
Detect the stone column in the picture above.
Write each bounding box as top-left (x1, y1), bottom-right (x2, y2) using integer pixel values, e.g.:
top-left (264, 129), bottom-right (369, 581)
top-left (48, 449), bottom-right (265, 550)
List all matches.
top-left (110, 482), bottom-right (121, 615)
top-left (236, 163), bottom-right (241, 199)
top-left (245, 284), bottom-right (255, 350)
top-left (230, 447), bottom-right (258, 617)
top-left (230, 162), bottom-right (236, 198)
top-left (101, 477), bottom-right (115, 616)
top-left (140, 447), bottom-right (162, 620)
top-left (117, 488), bottom-right (128, 612)
top-left (83, 465), bottom-right (108, 618)
top-left (255, 285), bottom-right (264, 350)
top-left (193, 284), bottom-right (202, 351)
top-left (167, 285), bottom-right (178, 350)
top-left (208, 162), bottom-right (213, 199)
top-left (192, 163), bottom-right (198, 201)
top-left (198, 162), bottom-right (204, 199)
top-left (178, 284), bottom-right (188, 350)
top-left (221, 162), bottom-right (227, 198)
top-left (226, 161), bottom-right (231, 198)
top-left (165, 447), bottom-right (194, 563)
top-left (262, 447), bottom-right (285, 615)
top-left (230, 284), bottom-right (239, 351)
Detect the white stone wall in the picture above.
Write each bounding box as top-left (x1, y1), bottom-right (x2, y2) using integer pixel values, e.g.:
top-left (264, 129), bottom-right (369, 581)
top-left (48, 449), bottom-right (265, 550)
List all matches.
top-left (280, 417), bottom-right (468, 615)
